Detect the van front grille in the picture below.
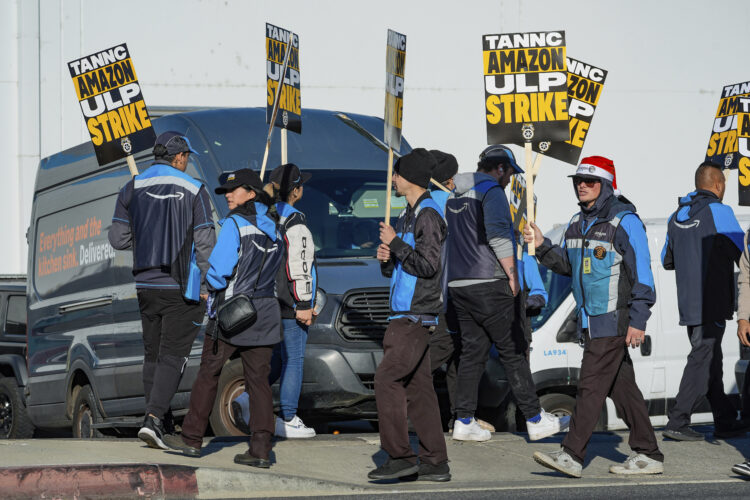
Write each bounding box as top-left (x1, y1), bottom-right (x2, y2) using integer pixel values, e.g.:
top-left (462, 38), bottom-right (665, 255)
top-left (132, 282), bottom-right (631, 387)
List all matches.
top-left (336, 288), bottom-right (390, 340)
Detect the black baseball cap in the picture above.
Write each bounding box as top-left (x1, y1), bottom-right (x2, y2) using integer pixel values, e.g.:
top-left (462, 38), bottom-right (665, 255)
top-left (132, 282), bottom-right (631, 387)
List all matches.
top-left (154, 131), bottom-right (199, 155)
top-left (393, 148), bottom-right (437, 189)
top-left (269, 163), bottom-right (312, 193)
top-left (430, 150), bottom-right (459, 183)
top-left (215, 169), bottom-right (264, 194)
top-left (478, 145), bottom-right (523, 174)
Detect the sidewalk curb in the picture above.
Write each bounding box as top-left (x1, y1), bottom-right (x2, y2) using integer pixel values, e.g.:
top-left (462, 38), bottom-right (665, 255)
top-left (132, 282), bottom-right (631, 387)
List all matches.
top-left (0, 463), bottom-right (368, 499)
top-left (0, 463), bottom-right (198, 499)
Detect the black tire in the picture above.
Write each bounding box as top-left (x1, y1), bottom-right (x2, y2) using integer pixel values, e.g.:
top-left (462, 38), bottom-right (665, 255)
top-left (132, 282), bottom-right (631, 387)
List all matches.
top-left (71, 384), bottom-right (103, 439)
top-left (540, 393), bottom-right (576, 419)
top-left (210, 358), bottom-right (248, 437)
top-left (0, 377), bottom-right (34, 439)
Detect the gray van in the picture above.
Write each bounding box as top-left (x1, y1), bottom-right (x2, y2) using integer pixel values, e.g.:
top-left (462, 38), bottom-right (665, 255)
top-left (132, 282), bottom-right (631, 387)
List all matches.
top-left (26, 107), bottom-right (511, 437)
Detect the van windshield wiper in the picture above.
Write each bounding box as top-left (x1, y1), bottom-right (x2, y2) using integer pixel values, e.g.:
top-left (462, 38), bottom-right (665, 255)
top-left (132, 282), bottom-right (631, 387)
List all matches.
top-left (335, 113), bottom-right (402, 159)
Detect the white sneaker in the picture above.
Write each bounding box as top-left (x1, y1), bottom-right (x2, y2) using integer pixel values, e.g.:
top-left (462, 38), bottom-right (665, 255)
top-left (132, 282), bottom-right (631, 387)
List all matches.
top-left (527, 410), bottom-right (570, 441)
top-left (275, 415), bottom-right (316, 438)
top-left (452, 417), bottom-right (492, 442)
top-left (609, 453), bottom-right (664, 475)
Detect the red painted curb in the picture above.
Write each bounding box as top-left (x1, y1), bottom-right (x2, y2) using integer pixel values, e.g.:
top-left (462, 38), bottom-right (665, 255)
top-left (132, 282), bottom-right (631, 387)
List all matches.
top-left (0, 464), bottom-right (199, 499)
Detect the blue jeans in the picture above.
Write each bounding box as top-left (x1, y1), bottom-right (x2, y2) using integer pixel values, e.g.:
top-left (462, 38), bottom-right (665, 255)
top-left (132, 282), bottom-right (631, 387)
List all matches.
top-left (269, 318), bottom-right (308, 420)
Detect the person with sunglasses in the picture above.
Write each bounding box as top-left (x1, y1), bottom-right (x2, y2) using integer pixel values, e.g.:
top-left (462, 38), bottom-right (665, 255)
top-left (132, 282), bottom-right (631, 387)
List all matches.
top-left (524, 155), bottom-right (663, 478)
top-left (446, 145), bottom-right (569, 443)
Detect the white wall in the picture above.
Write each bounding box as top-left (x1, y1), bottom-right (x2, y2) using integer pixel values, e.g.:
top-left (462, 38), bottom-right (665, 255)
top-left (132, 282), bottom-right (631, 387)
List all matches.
top-left (4, 0), bottom-right (750, 273)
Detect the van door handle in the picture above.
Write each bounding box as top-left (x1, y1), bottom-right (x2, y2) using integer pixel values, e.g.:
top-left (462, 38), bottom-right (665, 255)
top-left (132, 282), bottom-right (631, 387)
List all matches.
top-left (59, 295), bottom-right (114, 314)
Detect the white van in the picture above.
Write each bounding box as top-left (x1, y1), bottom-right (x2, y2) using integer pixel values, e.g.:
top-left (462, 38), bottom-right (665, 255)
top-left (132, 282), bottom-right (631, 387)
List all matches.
top-left (525, 215), bottom-right (750, 431)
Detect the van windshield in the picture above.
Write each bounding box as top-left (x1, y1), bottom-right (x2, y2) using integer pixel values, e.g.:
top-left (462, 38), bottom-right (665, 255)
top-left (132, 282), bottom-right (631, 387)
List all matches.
top-left (293, 170), bottom-right (405, 258)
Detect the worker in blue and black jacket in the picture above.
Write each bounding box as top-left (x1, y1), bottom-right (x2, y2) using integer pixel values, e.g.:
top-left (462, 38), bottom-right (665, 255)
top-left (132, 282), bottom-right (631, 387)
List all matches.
top-left (525, 155), bottom-right (663, 478)
top-left (108, 131), bottom-right (215, 450)
top-left (163, 169), bottom-right (285, 469)
top-left (515, 243), bottom-right (549, 347)
top-left (661, 161), bottom-right (750, 442)
top-left (369, 148), bottom-right (450, 483)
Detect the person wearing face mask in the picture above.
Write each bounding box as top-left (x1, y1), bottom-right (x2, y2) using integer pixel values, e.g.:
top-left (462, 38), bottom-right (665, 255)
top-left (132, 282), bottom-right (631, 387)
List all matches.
top-left (446, 145), bottom-right (568, 444)
top-left (661, 161), bottom-right (749, 442)
top-left (524, 155), bottom-right (663, 478)
top-left (162, 169), bottom-right (284, 469)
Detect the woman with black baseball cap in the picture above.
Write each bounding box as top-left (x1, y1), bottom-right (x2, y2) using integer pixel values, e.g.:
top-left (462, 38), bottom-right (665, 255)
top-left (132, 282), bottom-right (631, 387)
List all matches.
top-left (163, 168), bottom-right (285, 469)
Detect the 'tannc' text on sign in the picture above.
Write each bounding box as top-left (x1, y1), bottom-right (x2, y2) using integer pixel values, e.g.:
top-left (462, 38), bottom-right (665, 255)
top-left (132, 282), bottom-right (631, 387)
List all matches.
top-left (384, 29), bottom-right (406, 151)
top-left (68, 43), bottom-right (155, 166)
top-left (530, 57), bottom-right (607, 165)
top-left (483, 31), bottom-right (569, 144)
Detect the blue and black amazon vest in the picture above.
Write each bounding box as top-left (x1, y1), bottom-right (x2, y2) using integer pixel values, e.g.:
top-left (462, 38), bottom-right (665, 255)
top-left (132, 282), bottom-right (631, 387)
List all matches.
top-left (564, 205), bottom-right (636, 337)
top-left (445, 179), bottom-right (505, 281)
top-left (390, 196), bottom-right (445, 315)
top-left (129, 163), bottom-right (205, 301)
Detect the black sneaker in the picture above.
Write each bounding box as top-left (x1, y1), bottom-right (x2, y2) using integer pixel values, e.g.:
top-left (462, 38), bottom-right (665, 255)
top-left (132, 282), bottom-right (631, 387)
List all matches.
top-left (367, 458), bottom-right (419, 480)
top-left (138, 415), bottom-right (168, 450)
top-left (662, 426), bottom-right (704, 441)
top-left (163, 434), bottom-right (200, 457)
top-left (162, 410), bottom-right (177, 436)
top-left (417, 462), bottom-right (451, 482)
top-left (234, 452), bottom-right (271, 469)
top-left (715, 420), bottom-right (750, 439)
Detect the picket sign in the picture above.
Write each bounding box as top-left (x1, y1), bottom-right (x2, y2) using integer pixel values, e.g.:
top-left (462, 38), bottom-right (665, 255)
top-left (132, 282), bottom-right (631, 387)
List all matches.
top-left (67, 43), bottom-right (156, 176)
top-left (260, 30), bottom-right (293, 181)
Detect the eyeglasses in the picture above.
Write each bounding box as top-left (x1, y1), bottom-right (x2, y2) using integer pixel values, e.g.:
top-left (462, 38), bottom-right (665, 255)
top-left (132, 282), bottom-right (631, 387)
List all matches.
top-left (479, 146), bottom-right (510, 161)
top-left (573, 178), bottom-right (601, 188)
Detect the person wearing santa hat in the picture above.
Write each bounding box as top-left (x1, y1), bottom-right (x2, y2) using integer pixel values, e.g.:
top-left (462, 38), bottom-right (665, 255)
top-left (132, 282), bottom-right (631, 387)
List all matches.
top-left (524, 155), bottom-right (663, 477)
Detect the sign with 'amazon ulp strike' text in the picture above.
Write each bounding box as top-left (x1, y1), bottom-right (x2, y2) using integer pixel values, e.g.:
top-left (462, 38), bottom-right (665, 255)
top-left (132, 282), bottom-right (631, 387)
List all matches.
top-left (735, 96), bottom-right (750, 205)
top-left (705, 80), bottom-right (750, 170)
top-left (68, 43), bottom-right (155, 166)
top-left (532, 57), bottom-right (607, 165)
top-left (483, 31), bottom-right (569, 144)
top-left (384, 29), bottom-right (406, 151)
top-left (266, 23), bottom-right (301, 134)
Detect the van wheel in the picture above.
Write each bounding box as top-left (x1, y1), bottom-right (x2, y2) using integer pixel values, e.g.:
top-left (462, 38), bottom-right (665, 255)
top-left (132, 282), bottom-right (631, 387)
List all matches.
top-left (540, 393), bottom-right (576, 419)
top-left (210, 359), bottom-right (248, 437)
top-left (0, 377), bottom-right (34, 439)
top-left (71, 385), bottom-right (103, 439)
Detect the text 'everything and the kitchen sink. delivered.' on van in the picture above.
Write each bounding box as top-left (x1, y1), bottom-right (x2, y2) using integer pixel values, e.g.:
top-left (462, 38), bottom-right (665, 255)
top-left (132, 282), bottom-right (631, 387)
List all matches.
top-left (19, 107), bottom-right (750, 439)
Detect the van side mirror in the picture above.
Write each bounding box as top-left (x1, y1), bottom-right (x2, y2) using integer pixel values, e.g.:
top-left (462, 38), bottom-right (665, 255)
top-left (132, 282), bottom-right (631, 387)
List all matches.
top-left (640, 335), bottom-right (652, 357)
top-left (556, 309), bottom-right (578, 343)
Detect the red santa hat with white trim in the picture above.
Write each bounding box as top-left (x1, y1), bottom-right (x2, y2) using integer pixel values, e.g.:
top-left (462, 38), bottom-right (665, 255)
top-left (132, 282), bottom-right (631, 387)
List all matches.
top-left (568, 155), bottom-right (620, 196)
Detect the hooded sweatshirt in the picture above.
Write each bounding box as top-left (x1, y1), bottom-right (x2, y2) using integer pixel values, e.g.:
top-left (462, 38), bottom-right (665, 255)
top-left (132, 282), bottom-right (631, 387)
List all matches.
top-left (536, 182), bottom-right (656, 338)
top-left (662, 189), bottom-right (743, 325)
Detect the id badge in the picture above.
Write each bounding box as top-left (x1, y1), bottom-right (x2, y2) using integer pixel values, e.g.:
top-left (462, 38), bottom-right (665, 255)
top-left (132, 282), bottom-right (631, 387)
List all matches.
top-left (583, 257), bottom-right (592, 274)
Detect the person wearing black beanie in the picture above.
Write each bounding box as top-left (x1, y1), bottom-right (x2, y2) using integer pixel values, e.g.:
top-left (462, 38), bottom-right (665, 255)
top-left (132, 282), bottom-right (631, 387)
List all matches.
top-left (368, 148), bottom-right (451, 482)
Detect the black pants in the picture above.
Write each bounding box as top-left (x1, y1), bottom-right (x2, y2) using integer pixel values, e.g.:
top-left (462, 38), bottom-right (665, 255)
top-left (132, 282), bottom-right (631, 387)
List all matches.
top-left (428, 301), bottom-right (461, 415)
top-left (666, 322), bottom-right (737, 431)
top-left (181, 332), bottom-right (274, 459)
top-left (375, 317), bottom-right (448, 466)
top-left (563, 334), bottom-right (663, 464)
top-left (451, 280), bottom-right (541, 420)
top-left (137, 289), bottom-right (203, 419)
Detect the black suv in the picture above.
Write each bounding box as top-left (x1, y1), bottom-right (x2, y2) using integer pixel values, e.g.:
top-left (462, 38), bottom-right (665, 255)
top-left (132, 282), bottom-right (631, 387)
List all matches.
top-left (0, 275), bottom-right (33, 438)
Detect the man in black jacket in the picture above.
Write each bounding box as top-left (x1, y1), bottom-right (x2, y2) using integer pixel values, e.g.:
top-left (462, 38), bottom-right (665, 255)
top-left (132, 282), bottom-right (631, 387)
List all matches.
top-left (369, 148), bottom-right (450, 482)
top-left (662, 161), bottom-right (748, 441)
top-left (108, 132), bottom-right (215, 449)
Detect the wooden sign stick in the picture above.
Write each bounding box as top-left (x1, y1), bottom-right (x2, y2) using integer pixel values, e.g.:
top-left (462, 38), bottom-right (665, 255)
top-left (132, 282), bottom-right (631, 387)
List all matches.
top-left (281, 128), bottom-right (288, 165)
top-left (126, 155), bottom-right (139, 177)
top-left (385, 148), bottom-right (394, 225)
top-left (525, 142), bottom-right (535, 256)
top-left (431, 179), bottom-right (450, 192)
